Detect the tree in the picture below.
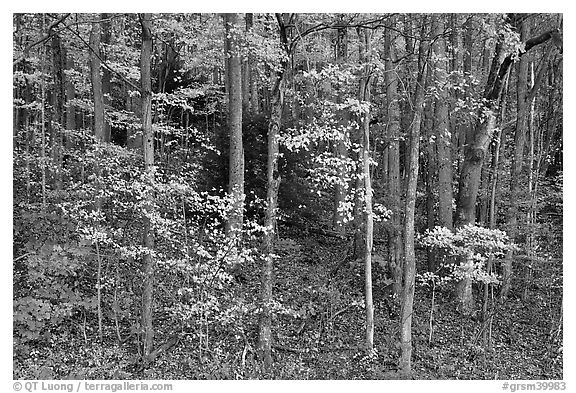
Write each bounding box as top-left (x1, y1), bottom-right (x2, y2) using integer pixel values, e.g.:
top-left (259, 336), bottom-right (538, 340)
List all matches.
top-left (502, 17), bottom-right (557, 298)
top-left (223, 13), bottom-right (245, 253)
top-left (454, 14), bottom-right (560, 312)
top-left (101, 13), bottom-right (112, 142)
top-left (139, 12), bottom-right (155, 358)
top-left (357, 26), bottom-right (374, 352)
top-left (399, 18), bottom-right (429, 375)
top-left (258, 13), bottom-right (291, 372)
top-left (11, 12), bottom-right (563, 381)
top-left (432, 15), bottom-right (453, 233)
top-left (384, 16), bottom-right (403, 296)
top-left (89, 19), bottom-right (106, 143)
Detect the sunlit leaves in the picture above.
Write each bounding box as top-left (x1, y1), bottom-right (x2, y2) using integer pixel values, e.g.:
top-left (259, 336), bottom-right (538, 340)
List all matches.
top-left (420, 224), bottom-right (518, 285)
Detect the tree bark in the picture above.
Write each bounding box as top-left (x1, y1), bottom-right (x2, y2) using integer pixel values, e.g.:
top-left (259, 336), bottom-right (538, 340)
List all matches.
top-left (50, 33), bottom-right (65, 191)
top-left (64, 54), bottom-right (76, 138)
top-left (245, 13), bottom-right (260, 113)
top-left (358, 26), bottom-right (374, 352)
top-left (101, 13), bottom-right (112, 142)
top-left (399, 21), bottom-right (428, 375)
top-left (89, 20), bottom-right (106, 143)
top-left (433, 15), bottom-right (453, 232)
top-left (224, 13), bottom-right (245, 249)
top-left (384, 18), bottom-right (403, 297)
top-left (139, 13), bottom-right (155, 358)
top-left (259, 13), bottom-right (291, 373)
top-left (501, 20), bottom-right (529, 299)
top-left (242, 14), bottom-right (251, 112)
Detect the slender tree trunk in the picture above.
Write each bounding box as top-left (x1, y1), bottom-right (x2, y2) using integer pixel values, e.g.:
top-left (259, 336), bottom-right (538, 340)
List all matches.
top-left (101, 13), bottom-right (112, 142)
top-left (259, 13), bottom-right (290, 373)
top-left (502, 21), bottom-right (529, 299)
top-left (523, 61), bottom-right (536, 301)
top-left (384, 18), bottom-right (403, 297)
top-left (433, 16), bottom-right (453, 232)
top-left (399, 23), bottom-right (428, 375)
top-left (245, 13), bottom-right (260, 113)
top-left (224, 13), bottom-right (245, 251)
top-left (51, 33), bottom-right (65, 191)
top-left (139, 13), bottom-right (155, 358)
top-left (40, 16), bottom-right (47, 207)
top-left (357, 26), bottom-right (374, 351)
top-left (482, 71), bottom-right (509, 343)
top-left (242, 14), bottom-right (251, 112)
top-left (64, 55), bottom-right (76, 140)
top-left (89, 21), bottom-right (106, 143)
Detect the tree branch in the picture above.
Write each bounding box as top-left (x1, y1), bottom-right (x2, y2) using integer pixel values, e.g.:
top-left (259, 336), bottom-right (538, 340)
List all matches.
top-left (486, 28), bottom-right (560, 102)
top-left (13, 13), bottom-right (71, 66)
top-left (61, 20), bottom-right (141, 92)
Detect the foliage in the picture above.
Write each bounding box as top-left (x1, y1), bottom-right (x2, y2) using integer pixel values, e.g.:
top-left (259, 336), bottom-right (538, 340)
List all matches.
top-left (419, 225), bottom-right (518, 285)
top-left (12, 12), bottom-right (562, 380)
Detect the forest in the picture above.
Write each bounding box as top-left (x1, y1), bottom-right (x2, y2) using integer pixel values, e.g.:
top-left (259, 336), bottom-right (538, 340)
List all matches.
top-left (12, 13), bottom-right (563, 380)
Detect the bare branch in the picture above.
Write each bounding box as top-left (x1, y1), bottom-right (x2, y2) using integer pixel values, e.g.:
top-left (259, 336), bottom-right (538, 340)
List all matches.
top-left (13, 13), bottom-right (71, 66)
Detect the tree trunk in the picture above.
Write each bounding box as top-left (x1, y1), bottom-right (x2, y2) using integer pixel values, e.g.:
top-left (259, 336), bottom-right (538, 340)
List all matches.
top-left (101, 13), bottom-right (112, 142)
top-left (245, 13), bottom-right (260, 113)
top-left (242, 14), bottom-right (251, 112)
top-left (224, 13), bottom-right (245, 250)
top-left (50, 33), bottom-right (65, 191)
top-left (64, 54), bottom-right (76, 140)
top-left (258, 13), bottom-right (291, 373)
top-left (433, 15), bottom-right (453, 232)
top-left (399, 22), bottom-right (428, 375)
top-left (384, 18), bottom-right (403, 297)
top-left (358, 26), bottom-right (374, 351)
top-left (502, 21), bottom-right (529, 299)
top-left (139, 13), bottom-right (155, 358)
top-left (89, 20), bottom-right (106, 143)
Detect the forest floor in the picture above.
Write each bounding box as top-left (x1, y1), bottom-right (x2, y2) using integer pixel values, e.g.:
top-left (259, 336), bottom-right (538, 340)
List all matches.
top-left (13, 225), bottom-right (563, 380)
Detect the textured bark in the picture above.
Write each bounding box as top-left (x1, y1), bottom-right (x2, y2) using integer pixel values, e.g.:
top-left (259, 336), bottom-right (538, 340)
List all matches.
top-left (399, 24), bottom-right (428, 375)
top-left (224, 13), bottom-right (245, 243)
top-left (50, 33), bottom-right (65, 190)
top-left (64, 55), bottom-right (76, 137)
top-left (101, 13), bottom-right (112, 142)
top-left (258, 13), bottom-right (290, 373)
top-left (139, 13), bottom-right (155, 358)
top-left (89, 21), bottom-right (106, 143)
top-left (384, 21), bottom-right (402, 297)
top-left (242, 14), bottom-right (251, 111)
top-left (432, 16), bottom-right (453, 232)
top-left (246, 14), bottom-right (260, 113)
top-left (358, 27), bottom-right (374, 351)
top-left (501, 21), bottom-right (530, 299)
